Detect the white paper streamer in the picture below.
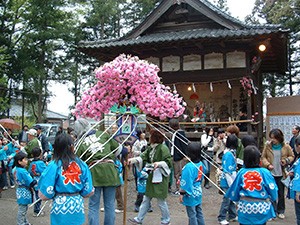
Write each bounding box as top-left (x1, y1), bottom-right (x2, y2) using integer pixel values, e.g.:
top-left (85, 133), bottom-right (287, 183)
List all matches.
top-left (173, 84), bottom-right (177, 92)
top-left (192, 83), bottom-right (196, 92)
top-left (250, 79), bottom-right (257, 95)
top-left (227, 80), bottom-right (232, 89)
top-left (210, 82), bottom-right (213, 92)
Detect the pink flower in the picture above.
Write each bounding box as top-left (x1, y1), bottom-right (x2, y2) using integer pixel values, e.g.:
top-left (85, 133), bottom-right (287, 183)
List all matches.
top-left (73, 54), bottom-right (185, 120)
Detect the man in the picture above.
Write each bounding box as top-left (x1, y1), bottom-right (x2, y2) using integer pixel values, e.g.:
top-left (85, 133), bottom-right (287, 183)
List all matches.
top-left (24, 129), bottom-right (42, 158)
top-left (18, 125), bottom-right (29, 145)
top-left (75, 118), bottom-right (122, 225)
top-left (55, 126), bottom-right (64, 137)
top-left (290, 125), bottom-right (300, 162)
top-left (34, 125), bottom-right (49, 154)
top-left (168, 118), bottom-right (187, 195)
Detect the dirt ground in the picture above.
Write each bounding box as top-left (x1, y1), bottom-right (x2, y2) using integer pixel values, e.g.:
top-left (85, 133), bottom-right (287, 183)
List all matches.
top-left (0, 169), bottom-right (297, 225)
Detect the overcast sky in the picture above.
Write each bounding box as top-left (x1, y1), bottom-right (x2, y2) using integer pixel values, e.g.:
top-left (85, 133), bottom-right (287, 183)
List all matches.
top-left (48, 0), bottom-right (256, 116)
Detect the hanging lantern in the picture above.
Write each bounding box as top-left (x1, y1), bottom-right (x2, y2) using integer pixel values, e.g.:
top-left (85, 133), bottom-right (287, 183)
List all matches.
top-left (189, 93), bottom-right (199, 100)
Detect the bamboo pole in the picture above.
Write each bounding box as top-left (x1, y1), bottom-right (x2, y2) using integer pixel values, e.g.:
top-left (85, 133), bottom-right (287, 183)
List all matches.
top-left (122, 154), bottom-right (129, 225)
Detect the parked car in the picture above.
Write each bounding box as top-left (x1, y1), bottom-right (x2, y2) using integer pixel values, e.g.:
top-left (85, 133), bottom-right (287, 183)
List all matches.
top-left (33, 123), bottom-right (60, 145)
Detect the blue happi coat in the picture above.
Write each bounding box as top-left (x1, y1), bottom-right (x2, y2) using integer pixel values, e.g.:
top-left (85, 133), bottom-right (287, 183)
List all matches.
top-left (14, 167), bottom-right (34, 205)
top-left (29, 159), bottom-right (47, 191)
top-left (5, 142), bottom-right (18, 167)
top-left (39, 158), bottom-right (93, 225)
top-left (290, 158), bottom-right (300, 199)
top-left (180, 161), bottom-right (206, 206)
top-left (220, 149), bottom-right (237, 189)
top-left (136, 166), bottom-right (149, 194)
top-left (225, 167), bottom-right (278, 224)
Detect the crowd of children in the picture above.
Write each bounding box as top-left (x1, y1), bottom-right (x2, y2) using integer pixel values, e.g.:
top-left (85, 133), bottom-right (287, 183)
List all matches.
top-left (1, 121), bottom-right (300, 225)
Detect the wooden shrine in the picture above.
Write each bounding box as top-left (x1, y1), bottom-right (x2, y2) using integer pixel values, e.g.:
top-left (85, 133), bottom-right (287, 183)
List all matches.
top-left (77, 0), bottom-right (289, 146)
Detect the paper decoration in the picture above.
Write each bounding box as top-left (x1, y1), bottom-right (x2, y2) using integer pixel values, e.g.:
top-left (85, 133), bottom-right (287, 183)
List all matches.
top-left (192, 83), bottom-right (196, 92)
top-left (227, 80), bottom-right (232, 89)
top-left (173, 84), bottom-right (177, 92)
top-left (210, 82), bottom-right (213, 92)
top-left (250, 79), bottom-right (257, 95)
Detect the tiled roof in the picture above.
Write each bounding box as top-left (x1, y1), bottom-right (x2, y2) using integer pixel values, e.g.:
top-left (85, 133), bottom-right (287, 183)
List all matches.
top-left (79, 28), bottom-right (288, 49)
top-left (9, 104), bottom-right (68, 119)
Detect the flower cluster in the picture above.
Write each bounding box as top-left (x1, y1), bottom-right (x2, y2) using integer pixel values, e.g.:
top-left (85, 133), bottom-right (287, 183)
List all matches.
top-left (73, 54), bottom-right (186, 120)
top-left (240, 77), bottom-right (253, 96)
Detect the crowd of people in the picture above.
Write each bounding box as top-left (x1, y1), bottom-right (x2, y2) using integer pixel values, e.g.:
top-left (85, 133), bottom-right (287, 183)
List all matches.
top-left (0, 120), bottom-right (300, 225)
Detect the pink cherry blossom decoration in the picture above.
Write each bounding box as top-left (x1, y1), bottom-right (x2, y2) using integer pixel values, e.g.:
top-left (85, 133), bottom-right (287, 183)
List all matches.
top-left (73, 54), bottom-right (186, 120)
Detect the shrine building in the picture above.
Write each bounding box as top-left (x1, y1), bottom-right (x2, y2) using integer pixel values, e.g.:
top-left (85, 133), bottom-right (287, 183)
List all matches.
top-left (77, 0), bottom-right (289, 146)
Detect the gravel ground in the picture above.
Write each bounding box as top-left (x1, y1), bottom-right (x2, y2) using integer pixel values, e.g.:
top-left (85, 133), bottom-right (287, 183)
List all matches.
top-left (0, 169), bottom-right (297, 225)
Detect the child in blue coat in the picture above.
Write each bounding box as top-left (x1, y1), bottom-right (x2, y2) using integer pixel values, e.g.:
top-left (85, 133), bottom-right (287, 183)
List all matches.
top-left (134, 165), bottom-right (151, 212)
top-left (180, 142), bottom-right (207, 225)
top-left (218, 134), bottom-right (238, 225)
top-left (28, 147), bottom-right (47, 216)
top-left (14, 151), bottom-right (37, 225)
top-left (289, 136), bottom-right (300, 225)
top-left (38, 133), bottom-right (94, 225)
top-left (226, 145), bottom-right (278, 225)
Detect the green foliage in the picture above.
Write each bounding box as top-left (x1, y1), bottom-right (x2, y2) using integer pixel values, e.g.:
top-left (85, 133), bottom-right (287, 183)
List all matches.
top-left (251, 0), bottom-right (300, 96)
top-left (212, 0), bottom-right (229, 13)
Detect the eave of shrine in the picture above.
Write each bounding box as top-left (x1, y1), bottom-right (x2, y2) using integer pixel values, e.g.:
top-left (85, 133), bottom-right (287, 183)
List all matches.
top-left (78, 0), bottom-right (289, 74)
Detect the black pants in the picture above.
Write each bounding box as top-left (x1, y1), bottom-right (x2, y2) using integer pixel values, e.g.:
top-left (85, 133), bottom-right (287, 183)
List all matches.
top-left (135, 193), bottom-right (144, 207)
top-left (273, 176), bottom-right (285, 214)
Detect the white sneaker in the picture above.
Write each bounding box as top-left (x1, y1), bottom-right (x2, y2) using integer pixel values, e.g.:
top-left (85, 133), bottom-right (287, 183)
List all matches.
top-left (219, 220), bottom-right (229, 225)
top-left (115, 209), bottom-right (124, 213)
top-left (10, 185), bottom-right (15, 189)
top-left (278, 214), bottom-right (285, 219)
top-left (228, 216), bottom-right (238, 222)
top-left (3, 186), bottom-right (8, 190)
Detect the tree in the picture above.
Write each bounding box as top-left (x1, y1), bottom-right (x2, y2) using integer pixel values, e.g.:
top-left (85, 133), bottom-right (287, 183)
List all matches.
top-left (251, 0), bottom-right (300, 96)
top-left (212, 0), bottom-right (229, 13)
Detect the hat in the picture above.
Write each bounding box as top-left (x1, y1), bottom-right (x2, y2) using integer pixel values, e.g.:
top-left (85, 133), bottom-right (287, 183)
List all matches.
top-left (34, 125), bottom-right (42, 130)
top-left (27, 128), bottom-right (37, 137)
top-left (74, 118), bottom-right (91, 139)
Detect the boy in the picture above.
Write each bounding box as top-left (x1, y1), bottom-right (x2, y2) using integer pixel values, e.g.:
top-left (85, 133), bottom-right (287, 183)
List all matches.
top-left (28, 147), bottom-right (47, 216)
top-left (14, 151), bottom-right (37, 225)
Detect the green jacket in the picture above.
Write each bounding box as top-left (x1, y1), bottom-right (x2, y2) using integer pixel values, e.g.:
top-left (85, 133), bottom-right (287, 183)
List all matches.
top-left (141, 143), bottom-right (172, 199)
top-left (236, 138), bottom-right (244, 160)
top-left (76, 131), bottom-right (120, 187)
top-left (25, 138), bottom-right (41, 158)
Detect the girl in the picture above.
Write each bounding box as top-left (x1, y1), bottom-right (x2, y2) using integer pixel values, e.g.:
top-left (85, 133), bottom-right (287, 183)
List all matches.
top-left (261, 128), bottom-right (294, 219)
top-left (180, 142), bottom-right (207, 225)
top-left (226, 145), bottom-right (278, 225)
top-left (217, 134), bottom-right (238, 225)
top-left (38, 133), bottom-right (94, 225)
top-left (128, 129), bottom-right (172, 225)
top-left (14, 151), bottom-right (37, 225)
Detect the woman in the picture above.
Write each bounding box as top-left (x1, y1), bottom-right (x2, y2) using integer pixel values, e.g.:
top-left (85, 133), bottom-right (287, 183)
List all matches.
top-left (226, 125), bottom-right (244, 169)
top-left (132, 130), bottom-right (148, 157)
top-left (261, 128), bottom-right (294, 220)
top-left (39, 133), bottom-right (94, 225)
top-left (128, 129), bottom-right (172, 225)
top-left (200, 126), bottom-right (214, 189)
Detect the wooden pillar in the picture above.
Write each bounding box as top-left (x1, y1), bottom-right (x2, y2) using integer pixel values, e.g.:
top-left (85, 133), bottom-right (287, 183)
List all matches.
top-left (253, 71), bottom-right (264, 149)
